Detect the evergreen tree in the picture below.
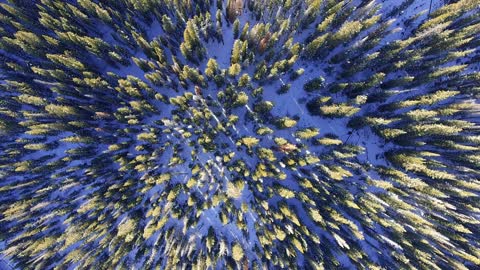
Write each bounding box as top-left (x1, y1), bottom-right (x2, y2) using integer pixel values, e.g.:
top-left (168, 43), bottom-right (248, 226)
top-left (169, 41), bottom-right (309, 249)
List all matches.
top-left (276, 117), bottom-right (297, 129)
top-left (233, 18), bottom-right (240, 38)
top-left (205, 58), bottom-right (219, 78)
top-left (0, 0), bottom-right (479, 269)
top-left (180, 20), bottom-right (206, 62)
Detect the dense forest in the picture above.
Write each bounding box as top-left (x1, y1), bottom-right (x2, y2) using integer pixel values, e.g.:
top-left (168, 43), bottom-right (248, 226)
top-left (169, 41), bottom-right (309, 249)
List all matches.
top-left (0, 0), bottom-right (479, 269)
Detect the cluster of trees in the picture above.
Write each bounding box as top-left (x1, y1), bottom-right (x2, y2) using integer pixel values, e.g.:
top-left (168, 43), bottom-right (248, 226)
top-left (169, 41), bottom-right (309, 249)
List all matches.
top-left (0, 0), bottom-right (479, 269)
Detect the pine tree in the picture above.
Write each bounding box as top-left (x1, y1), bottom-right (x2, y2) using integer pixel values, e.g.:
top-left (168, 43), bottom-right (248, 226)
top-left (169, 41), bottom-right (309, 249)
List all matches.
top-left (180, 20), bottom-right (205, 62)
top-left (237, 136), bottom-right (259, 148)
top-left (45, 104), bottom-right (81, 118)
top-left (304, 34), bottom-right (328, 58)
top-left (240, 22), bottom-right (249, 40)
top-left (253, 101), bottom-right (274, 114)
top-left (46, 52), bottom-right (86, 71)
top-left (205, 58), bottom-right (219, 78)
top-left (11, 31), bottom-right (45, 55)
top-left (231, 39), bottom-right (243, 64)
top-left (254, 62), bottom-right (267, 80)
top-left (331, 21), bottom-right (363, 45)
top-left (317, 103), bottom-right (360, 118)
top-left (233, 18), bottom-right (240, 38)
top-left (304, 76), bottom-right (326, 91)
top-left (162, 15), bottom-right (176, 34)
top-left (276, 117), bottom-right (297, 129)
top-left (228, 63), bottom-right (241, 77)
top-left (237, 74), bottom-right (250, 87)
top-left (0, 0), bottom-right (479, 268)
top-left (233, 91), bottom-right (248, 107)
top-left (295, 128), bottom-right (319, 139)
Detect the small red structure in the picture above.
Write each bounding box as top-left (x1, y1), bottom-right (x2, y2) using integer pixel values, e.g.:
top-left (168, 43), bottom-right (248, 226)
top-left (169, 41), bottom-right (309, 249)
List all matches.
top-left (274, 143), bottom-right (298, 153)
top-left (258, 33), bottom-right (271, 53)
top-left (194, 85), bottom-right (202, 96)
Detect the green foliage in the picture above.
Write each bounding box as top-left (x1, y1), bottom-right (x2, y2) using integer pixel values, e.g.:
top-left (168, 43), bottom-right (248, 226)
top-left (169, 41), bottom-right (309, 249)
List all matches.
top-left (290, 68), bottom-right (304, 80)
top-left (137, 132), bottom-right (157, 143)
top-left (304, 76), bottom-right (325, 92)
top-left (254, 62), bottom-right (267, 80)
top-left (233, 18), bottom-right (240, 38)
top-left (180, 65), bottom-right (205, 86)
top-left (295, 128), bottom-right (319, 139)
top-left (46, 52), bottom-right (85, 70)
top-left (378, 128), bottom-right (406, 139)
top-left (256, 127), bottom-right (273, 135)
top-left (276, 117), bottom-right (297, 129)
top-left (238, 74), bottom-right (251, 87)
top-left (253, 101), bottom-right (273, 113)
top-left (233, 91), bottom-right (248, 107)
top-left (228, 63), bottom-right (241, 76)
top-left (409, 123), bottom-right (463, 136)
top-left (396, 90), bottom-right (459, 109)
top-left (161, 15), bottom-right (176, 34)
top-left (316, 137), bottom-right (342, 145)
top-left (24, 143), bottom-right (48, 151)
top-left (318, 104), bottom-right (360, 117)
top-left (45, 104), bottom-right (80, 118)
top-left (277, 83), bottom-right (291, 94)
top-left (331, 21), bottom-right (363, 44)
top-left (304, 34), bottom-right (328, 57)
top-left (117, 218), bottom-right (136, 242)
top-left (1, 0), bottom-right (479, 269)
top-left (237, 136), bottom-right (259, 148)
top-left (232, 243), bottom-right (244, 262)
top-left (257, 147), bottom-right (276, 161)
top-left (180, 20), bottom-right (205, 62)
top-left (18, 94), bottom-right (46, 106)
top-left (205, 58), bottom-right (219, 77)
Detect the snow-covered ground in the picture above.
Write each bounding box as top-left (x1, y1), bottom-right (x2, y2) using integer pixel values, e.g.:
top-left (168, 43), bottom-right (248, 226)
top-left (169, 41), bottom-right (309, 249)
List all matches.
top-left (1, 0), bottom-right (479, 269)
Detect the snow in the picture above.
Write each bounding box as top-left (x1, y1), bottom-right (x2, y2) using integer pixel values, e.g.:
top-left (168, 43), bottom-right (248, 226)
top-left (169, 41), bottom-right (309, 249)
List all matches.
top-left (0, 242), bottom-right (16, 270)
top-left (1, 0), bottom-right (479, 269)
